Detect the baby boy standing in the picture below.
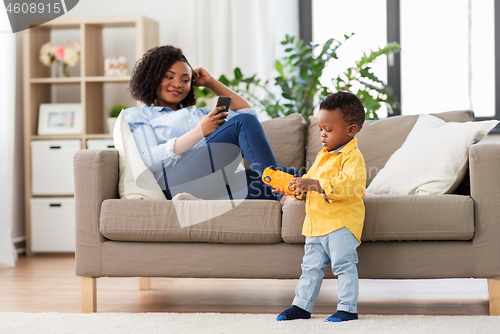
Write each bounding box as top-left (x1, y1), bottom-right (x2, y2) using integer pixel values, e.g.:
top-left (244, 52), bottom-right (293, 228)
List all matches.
top-left (276, 91), bottom-right (367, 323)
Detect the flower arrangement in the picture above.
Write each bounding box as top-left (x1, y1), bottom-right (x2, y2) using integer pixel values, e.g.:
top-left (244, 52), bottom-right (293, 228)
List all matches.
top-left (39, 42), bottom-right (81, 77)
top-left (105, 56), bottom-right (128, 76)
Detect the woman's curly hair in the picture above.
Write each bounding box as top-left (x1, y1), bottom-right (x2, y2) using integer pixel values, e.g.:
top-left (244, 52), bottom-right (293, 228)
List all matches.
top-left (129, 45), bottom-right (196, 107)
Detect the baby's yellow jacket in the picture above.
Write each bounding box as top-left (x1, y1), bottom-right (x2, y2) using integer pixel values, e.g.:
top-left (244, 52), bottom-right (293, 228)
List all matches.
top-left (302, 137), bottom-right (367, 243)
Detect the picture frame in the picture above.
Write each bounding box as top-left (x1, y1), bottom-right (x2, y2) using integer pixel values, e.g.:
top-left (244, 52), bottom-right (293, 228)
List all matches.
top-left (38, 103), bottom-right (83, 135)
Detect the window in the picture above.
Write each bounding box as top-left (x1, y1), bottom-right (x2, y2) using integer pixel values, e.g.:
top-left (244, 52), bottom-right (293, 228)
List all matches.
top-left (312, 0), bottom-right (390, 117)
top-left (303, 0), bottom-right (497, 120)
top-left (400, 0), bottom-right (495, 117)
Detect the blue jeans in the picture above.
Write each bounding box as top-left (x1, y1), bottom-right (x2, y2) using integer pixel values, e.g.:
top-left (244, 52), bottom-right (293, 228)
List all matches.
top-left (162, 114), bottom-right (301, 200)
top-left (293, 227), bottom-right (360, 314)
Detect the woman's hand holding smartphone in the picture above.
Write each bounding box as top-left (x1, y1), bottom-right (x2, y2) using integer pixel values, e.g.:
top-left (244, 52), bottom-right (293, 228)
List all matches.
top-left (215, 96), bottom-right (231, 119)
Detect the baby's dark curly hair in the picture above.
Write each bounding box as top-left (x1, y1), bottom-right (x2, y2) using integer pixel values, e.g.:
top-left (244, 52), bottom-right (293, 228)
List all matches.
top-left (129, 45), bottom-right (196, 107)
top-left (319, 91), bottom-right (365, 131)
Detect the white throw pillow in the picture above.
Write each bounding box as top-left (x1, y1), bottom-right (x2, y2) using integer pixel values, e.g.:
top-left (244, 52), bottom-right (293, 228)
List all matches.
top-left (366, 113), bottom-right (499, 196)
top-left (113, 112), bottom-right (166, 200)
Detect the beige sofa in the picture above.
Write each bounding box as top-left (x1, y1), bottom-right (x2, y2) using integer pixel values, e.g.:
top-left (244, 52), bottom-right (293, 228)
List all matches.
top-left (74, 110), bottom-right (500, 314)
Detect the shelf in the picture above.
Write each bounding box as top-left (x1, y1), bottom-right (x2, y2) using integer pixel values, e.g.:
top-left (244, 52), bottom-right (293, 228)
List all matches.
top-left (38, 16), bottom-right (151, 27)
top-left (31, 194), bottom-right (75, 198)
top-left (85, 76), bottom-right (131, 82)
top-left (30, 76), bottom-right (131, 83)
top-left (23, 15), bottom-right (159, 255)
top-left (85, 134), bottom-right (113, 139)
top-left (31, 134), bottom-right (114, 140)
top-left (30, 77), bottom-right (82, 84)
top-left (31, 135), bottom-right (83, 140)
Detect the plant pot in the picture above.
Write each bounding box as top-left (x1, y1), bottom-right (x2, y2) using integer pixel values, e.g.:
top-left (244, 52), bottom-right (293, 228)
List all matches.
top-left (107, 117), bottom-right (117, 134)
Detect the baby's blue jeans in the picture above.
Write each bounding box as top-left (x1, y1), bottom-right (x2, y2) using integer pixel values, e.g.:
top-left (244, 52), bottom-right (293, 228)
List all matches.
top-left (293, 227), bottom-right (360, 314)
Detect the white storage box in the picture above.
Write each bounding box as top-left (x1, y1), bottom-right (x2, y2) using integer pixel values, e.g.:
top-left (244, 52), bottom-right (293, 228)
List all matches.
top-left (30, 197), bottom-right (75, 252)
top-left (86, 139), bottom-right (115, 150)
top-left (31, 140), bottom-right (81, 195)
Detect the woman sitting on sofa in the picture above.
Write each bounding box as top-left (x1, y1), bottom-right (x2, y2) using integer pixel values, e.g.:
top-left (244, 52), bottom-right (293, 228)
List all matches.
top-left (125, 45), bottom-right (298, 201)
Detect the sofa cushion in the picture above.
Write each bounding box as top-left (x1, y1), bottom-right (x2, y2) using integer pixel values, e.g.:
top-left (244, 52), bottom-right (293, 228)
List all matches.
top-left (306, 110), bottom-right (475, 186)
top-left (100, 199), bottom-right (283, 243)
top-left (366, 113), bottom-right (498, 195)
top-left (245, 113), bottom-right (305, 171)
top-left (113, 112), bottom-right (166, 200)
top-left (281, 195), bottom-right (474, 243)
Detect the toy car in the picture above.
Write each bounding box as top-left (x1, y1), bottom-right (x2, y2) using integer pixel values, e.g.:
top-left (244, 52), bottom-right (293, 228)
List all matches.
top-left (262, 166), bottom-right (305, 200)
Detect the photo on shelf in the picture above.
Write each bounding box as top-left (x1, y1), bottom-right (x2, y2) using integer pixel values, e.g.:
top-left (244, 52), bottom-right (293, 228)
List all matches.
top-left (38, 103), bottom-right (83, 135)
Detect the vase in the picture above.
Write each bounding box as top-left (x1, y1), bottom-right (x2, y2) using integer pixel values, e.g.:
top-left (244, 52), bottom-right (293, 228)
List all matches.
top-left (57, 61), bottom-right (69, 77)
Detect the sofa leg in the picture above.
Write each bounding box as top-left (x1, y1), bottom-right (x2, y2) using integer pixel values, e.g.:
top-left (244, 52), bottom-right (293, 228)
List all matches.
top-left (81, 277), bottom-right (97, 313)
top-left (489, 278), bottom-right (500, 316)
top-left (139, 277), bottom-right (151, 290)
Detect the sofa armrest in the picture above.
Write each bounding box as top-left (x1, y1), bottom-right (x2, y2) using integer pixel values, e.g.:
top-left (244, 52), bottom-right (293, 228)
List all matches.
top-left (469, 142), bottom-right (500, 278)
top-left (74, 149), bottom-right (119, 277)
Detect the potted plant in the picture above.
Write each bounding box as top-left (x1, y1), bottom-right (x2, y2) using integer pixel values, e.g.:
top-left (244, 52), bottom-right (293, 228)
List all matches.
top-left (106, 103), bottom-right (128, 134)
top-left (196, 34), bottom-right (401, 124)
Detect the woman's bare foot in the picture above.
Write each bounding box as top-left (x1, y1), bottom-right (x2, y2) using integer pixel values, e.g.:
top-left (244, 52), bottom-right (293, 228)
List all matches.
top-left (172, 193), bottom-right (201, 200)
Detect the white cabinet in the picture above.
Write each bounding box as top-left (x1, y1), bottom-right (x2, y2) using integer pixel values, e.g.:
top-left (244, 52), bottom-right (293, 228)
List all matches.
top-left (31, 140), bottom-right (81, 195)
top-left (30, 198), bottom-right (75, 252)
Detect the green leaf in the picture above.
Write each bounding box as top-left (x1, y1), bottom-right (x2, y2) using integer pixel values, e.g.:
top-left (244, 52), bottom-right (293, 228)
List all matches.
top-left (219, 74), bottom-right (229, 86)
top-left (234, 67), bottom-right (243, 80)
top-left (275, 60), bottom-right (284, 77)
top-left (194, 86), bottom-right (205, 98)
top-left (365, 110), bottom-right (378, 120)
top-left (357, 43), bottom-right (401, 68)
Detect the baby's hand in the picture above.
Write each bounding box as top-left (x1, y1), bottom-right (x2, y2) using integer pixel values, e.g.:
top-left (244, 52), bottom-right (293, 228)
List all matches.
top-left (271, 188), bottom-right (292, 196)
top-left (289, 177), bottom-right (324, 194)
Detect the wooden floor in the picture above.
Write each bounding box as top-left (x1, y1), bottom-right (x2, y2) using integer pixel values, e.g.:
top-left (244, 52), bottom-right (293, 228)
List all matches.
top-left (0, 254), bottom-right (490, 315)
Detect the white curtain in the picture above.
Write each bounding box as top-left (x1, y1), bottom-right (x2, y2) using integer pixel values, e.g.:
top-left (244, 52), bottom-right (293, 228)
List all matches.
top-left (172, 0), bottom-right (298, 78)
top-left (0, 15), bottom-right (18, 268)
top-left (171, 0), bottom-right (299, 112)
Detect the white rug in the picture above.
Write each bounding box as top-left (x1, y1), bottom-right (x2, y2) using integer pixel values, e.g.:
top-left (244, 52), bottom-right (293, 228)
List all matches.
top-left (1, 312), bottom-right (499, 334)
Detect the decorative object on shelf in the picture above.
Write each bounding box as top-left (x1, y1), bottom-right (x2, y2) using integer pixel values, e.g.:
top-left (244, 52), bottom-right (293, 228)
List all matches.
top-left (38, 103), bottom-right (83, 135)
top-left (106, 102), bottom-right (128, 134)
top-left (39, 42), bottom-right (81, 77)
top-left (104, 56), bottom-right (128, 76)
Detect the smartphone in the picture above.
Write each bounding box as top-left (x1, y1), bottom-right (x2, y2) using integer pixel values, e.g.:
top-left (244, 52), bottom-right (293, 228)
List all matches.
top-left (215, 96), bottom-right (231, 118)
